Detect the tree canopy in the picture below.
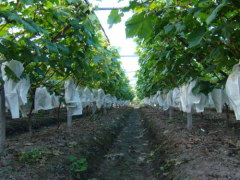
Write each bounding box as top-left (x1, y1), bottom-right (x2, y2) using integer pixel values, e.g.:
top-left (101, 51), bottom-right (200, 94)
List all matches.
top-left (109, 0), bottom-right (240, 99)
top-left (0, 0), bottom-right (134, 100)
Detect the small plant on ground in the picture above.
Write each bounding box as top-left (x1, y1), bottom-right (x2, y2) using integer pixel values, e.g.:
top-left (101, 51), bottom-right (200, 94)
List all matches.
top-left (166, 119), bottom-right (174, 123)
top-left (160, 158), bottom-right (183, 172)
top-left (67, 155), bottom-right (88, 173)
top-left (17, 148), bottom-right (49, 164)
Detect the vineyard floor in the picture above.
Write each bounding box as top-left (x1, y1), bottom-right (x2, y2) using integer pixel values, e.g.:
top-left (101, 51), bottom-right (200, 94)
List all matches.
top-left (141, 106), bottom-right (240, 180)
top-left (1, 106), bottom-right (240, 180)
top-left (0, 107), bottom-right (132, 180)
top-left (93, 108), bottom-right (154, 180)
top-left (6, 109), bottom-right (68, 137)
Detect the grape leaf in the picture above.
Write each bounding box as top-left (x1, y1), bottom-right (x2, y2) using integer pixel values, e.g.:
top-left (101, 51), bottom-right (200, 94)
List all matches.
top-left (107, 10), bottom-right (123, 28)
top-left (125, 12), bottom-right (157, 39)
top-left (187, 27), bottom-right (206, 48)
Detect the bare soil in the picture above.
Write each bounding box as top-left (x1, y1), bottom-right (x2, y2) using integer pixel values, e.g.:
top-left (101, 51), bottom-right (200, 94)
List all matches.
top-left (141, 106), bottom-right (240, 180)
top-left (0, 107), bottom-right (132, 180)
top-left (93, 108), bottom-right (154, 180)
top-left (2, 105), bottom-right (239, 180)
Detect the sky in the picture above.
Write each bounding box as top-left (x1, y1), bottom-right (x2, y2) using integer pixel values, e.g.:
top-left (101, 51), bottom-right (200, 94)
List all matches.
top-left (88, 0), bottom-right (139, 87)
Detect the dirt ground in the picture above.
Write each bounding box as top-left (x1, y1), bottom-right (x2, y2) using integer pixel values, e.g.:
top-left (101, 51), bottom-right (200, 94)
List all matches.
top-left (93, 108), bottom-right (154, 180)
top-left (141, 106), bottom-right (240, 180)
top-left (1, 105), bottom-right (240, 180)
top-left (0, 107), bottom-right (133, 180)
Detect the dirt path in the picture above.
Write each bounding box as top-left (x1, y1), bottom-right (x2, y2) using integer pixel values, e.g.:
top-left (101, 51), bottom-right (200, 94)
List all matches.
top-left (94, 108), bottom-right (154, 180)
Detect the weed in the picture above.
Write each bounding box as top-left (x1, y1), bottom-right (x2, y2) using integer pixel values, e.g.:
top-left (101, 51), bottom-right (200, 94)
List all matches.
top-left (67, 155), bottom-right (88, 173)
top-left (161, 158), bottom-right (183, 171)
top-left (166, 119), bottom-right (174, 123)
top-left (147, 144), bottom-right (162, 161)
top-left (17, 148), bottom-right (49, 164)
top-left (0, 152), bottom-right (4, 158)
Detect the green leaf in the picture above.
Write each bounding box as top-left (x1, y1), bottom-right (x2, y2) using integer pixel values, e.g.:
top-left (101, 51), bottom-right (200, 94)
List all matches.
top-left (192, 80), bottom-right (214, 95)
top-left (92, 55), bottom-right (104, 65)
top-left (20, 19), bottom-right (37, 33)
top-left (77, 158), bottom-right (86, 164)
top-left (7, 11), bottom-right (21, 22)
top-left (206, 2), bottom-right (226, 25)
top-left (67, 155), bottom-right (78, 162)
top-left (125, 12), bottom-right (157, 39)
top-left (57, 44), bottom-right (69, 55)
top-left (204, 65), bottom-right (216, 74)
top-left (175, 22), bottom-right (185, 32)
top-left (107, 10), bottom-right (123, 28)
top-left (2, 11), bottom-right (37, 33)
top-left (164, 24), bottom-right (174, 33)
top-left (4, 66), bottom-right (21, 82)
top-left (221, 23), bottom-right (234, 39)
top-left (87, 38), bottom-right (96, 46)
top-left (29, 21), bottom-right (48, 35)
top-left (77, 34), bottom-right (83, 41)
top-left (45, 42), bottom-right (58, 53)
top-left (88, 14), bottom-right (97, 22)
top-left (199, 0), bottom-right (210, 3)
top-left (166, 0), bottom-right (173, 6)
top-left (67, 0), bottom-right (78, 4)
top-left (20, 0), bottom-right (34, 5)
top-left (122, 1), bottom-right (139, 12)
top-left (0, 29), bottom-right (8, 36)
top-left (210, 47), bottom-right (225, 60)
top-left (187, 27), bottom-right (205, 48)
top-left (25, 38), bottom-right (41, 55)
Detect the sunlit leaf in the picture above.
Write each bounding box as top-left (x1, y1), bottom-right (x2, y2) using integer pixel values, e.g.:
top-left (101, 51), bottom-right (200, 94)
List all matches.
top-left (107, 10), bottom-right (123, 28)
top-left (125, 12), bottom-right (157, 39)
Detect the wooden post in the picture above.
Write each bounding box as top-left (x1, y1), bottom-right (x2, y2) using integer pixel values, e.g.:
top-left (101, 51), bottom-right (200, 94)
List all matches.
top-left (200, 112), bottom-right (204, 120)
top-left (27, 101), bottom-right (34, 135)
top-left (67, 107), bottom-right (72, 130)
top-left (169, 107), bottom-right (173, 119)
top-left (57, 102), bottom-right (62, 128)
top-left (187, 112), bottom-right (192, 130)
top-left (103, 107), bottom-right (107, 114)
top-left (225, 103), bottom-right (230, 130)
top-left (27, 89), bottom-right (36, 135)
top-left (92, 102), bottom-right (97, 114)
top-left (0, 88), bottom-right (6, 154)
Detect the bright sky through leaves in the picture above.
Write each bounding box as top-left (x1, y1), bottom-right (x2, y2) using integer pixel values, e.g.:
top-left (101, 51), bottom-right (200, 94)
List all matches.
top-left (88, 0), bottom-right (139, 87)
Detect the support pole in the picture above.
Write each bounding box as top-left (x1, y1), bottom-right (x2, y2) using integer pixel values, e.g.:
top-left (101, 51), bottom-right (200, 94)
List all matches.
top-left (0, 88), bottom-right (6, 154)
top-left (169, 107), bottom-right (173, 120)
top-left (92, 102), bottom-right (97, 115)
top-left (67, 107), bottom-right (72, 130)
top-left (187, 112), bottom-right (192, 131)
top-left (103, 107), bottom-right (107, 114)
top-left (225, 103), bottom-right (230, 129)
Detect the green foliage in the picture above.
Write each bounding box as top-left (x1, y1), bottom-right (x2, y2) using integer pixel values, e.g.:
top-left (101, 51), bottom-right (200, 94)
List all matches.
top-left (160, 158), bottom-right (183, 171)
top-left (206, 1), bottom-right (227, 25)
top-left (192, 80), bottom-right (214, 95)
top-left (117, 0), bottom-right (240, 99)
top-left (17, 148), bottom-right (49, 164)
top-left (4, 66), bottom-right (20, 82)
top-left (107, 10), bottom-right (123, 28)
top-left (166, 119), bottom-right (174, 123)
top-left (0, 0), bottom-right (134, 101)
top-left (125, 12), bottom-right (157, 39)
top-left (67, 155), bottom-right (88, 173)
top-left (187, 27), bottom-right (206, 48)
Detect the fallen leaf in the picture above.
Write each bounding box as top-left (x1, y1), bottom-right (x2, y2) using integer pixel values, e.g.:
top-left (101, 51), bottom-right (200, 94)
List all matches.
top-left (163, 172), bottom-right (169, 176)
top-left (186, 144), bottom-right (192, 149)
top-left (24, 143), bottom-right (33, 146)
top-left (13, 165), bottom-right (25, 171)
